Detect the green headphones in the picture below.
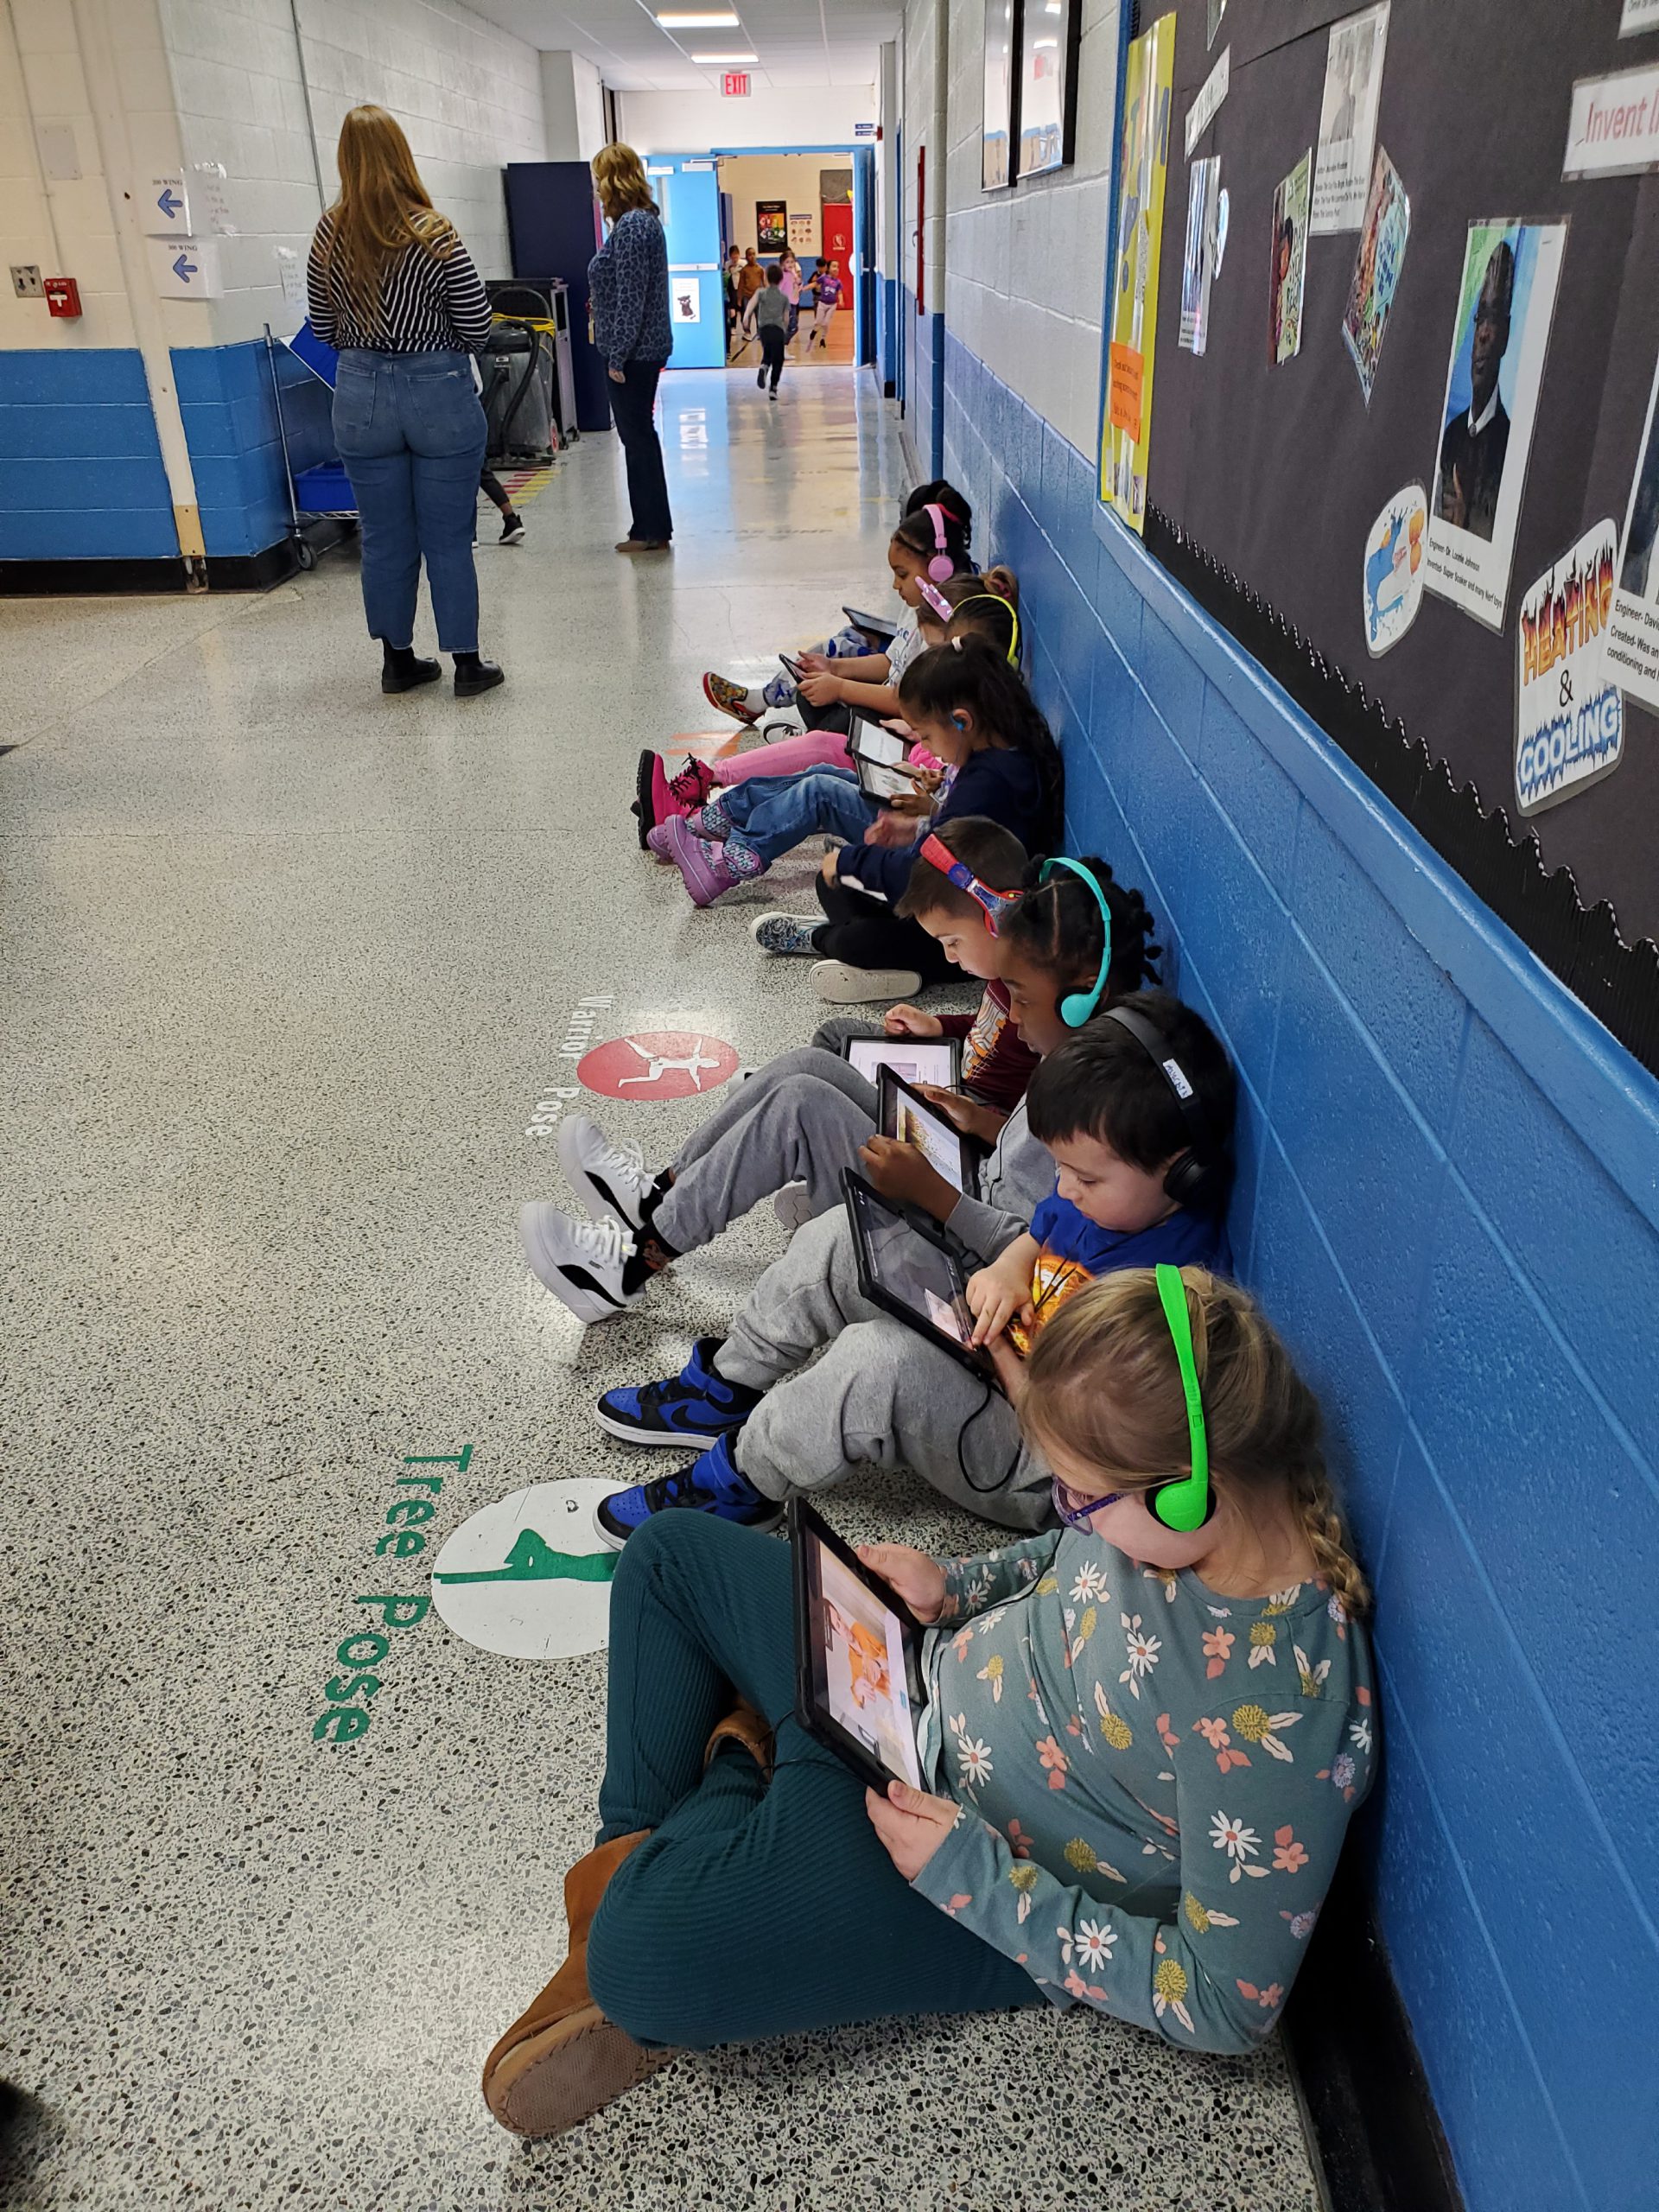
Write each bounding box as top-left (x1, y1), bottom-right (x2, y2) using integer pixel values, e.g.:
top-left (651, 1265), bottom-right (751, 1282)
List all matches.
top-left (1039, 857), bottom-right (1113, 1027)
top-left (1149, 1262), bottom-right (1213, 1531)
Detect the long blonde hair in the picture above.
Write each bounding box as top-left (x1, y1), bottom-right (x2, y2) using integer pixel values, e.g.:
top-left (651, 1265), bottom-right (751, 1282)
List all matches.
top-left (1023, 1268), bottom-right (1371, 1613)
top-left (593, 142), bottom-right (657, 223)
top-left (319, 105), bottom-right (457, 321)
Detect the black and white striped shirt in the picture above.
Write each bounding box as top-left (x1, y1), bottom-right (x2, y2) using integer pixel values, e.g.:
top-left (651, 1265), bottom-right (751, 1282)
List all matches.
top-left (307, 209), bottom-right (493, 353)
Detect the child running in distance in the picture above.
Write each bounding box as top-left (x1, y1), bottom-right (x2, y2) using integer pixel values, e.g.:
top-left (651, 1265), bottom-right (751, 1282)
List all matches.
top-left (636, 569), bottom-right (1019, 838)
top-left (651, 643), bottom-right (1062, 999)
top-left (805, 256), bottom-right (845, 349)
top-left (520, 834), bottom-right (1160, 1328)
top-left (745, 264), bottom-right (790, 400)
top-left (701, 485), bottom-right (972, 730)
top-left (589, 977), bottom-right (1233, 1542)
top-left (480, 1270), bottom-right (1374, 2139)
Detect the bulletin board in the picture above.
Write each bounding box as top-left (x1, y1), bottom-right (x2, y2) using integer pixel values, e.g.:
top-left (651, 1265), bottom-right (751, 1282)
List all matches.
top-left (1127, 0), bottom-right (1659, 1071)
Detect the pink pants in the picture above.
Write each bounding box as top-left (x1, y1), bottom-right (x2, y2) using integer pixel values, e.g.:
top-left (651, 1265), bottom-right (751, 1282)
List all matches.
top-left (711, 728), bottom-right (852, 785)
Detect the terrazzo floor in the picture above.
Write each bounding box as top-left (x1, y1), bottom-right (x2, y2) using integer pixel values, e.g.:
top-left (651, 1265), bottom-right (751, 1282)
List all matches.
top-left (0, 367), bottom-right (1320, 2212)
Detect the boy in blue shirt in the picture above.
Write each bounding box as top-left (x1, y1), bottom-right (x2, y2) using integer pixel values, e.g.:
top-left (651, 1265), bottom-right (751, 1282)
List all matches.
top-left (589, 992), bottom-right (1236, 1541)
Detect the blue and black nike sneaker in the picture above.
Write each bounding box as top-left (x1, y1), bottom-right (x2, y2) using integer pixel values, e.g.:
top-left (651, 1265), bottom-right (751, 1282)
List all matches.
top-left (594, 1433), bottom-right (783, 1548)
top-left (595, 1336), bottom-right (761, 1446)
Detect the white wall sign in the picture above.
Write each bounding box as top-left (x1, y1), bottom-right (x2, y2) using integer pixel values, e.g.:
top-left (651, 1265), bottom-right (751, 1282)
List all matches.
top-left (1515, 519), bottom-right (1624, 816)
top-left (189, 161), bottom-right (235, 235)
top-left (671, 279), bottom-right (702, 323)
top-left (430, 1481), bottom-right (620, 1661)
top-left (144, 175), bottom-right (192, 237)
top-left (788, 211), bottom-right (816, 250)
top-left (35, 124), bottom-right (80, 181)
top-left (1621, 0), bottom-right (1659, 38)
top-left (147, 237), bottom-right (222, 300)
top-left (1563, 61), bottom-right (1659, 179)
top-left (1185, 46), bottom-right (1230, 158)
top-left (274, 246), bottom-right (306, 308)
top-left (1362, 484), bottom-right (1427, 655)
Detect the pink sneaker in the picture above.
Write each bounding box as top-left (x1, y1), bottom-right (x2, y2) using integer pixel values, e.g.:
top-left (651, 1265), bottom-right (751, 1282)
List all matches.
top-left (661, 816), bottom-right (756, 906)
top-left (667, 756), bottom-right (717, 809)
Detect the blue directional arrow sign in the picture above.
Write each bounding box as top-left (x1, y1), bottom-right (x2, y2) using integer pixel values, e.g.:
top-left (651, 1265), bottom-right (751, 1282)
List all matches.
top-left (156, 187), bottom-right (182, 219)
top-left (172, 252), bottom-right (198, 283)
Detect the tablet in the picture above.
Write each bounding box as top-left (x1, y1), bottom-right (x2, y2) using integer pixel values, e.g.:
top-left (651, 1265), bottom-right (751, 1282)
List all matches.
top-left (877, 1065), bottom-right (980, 1196)
top-left (842, 1168), bottom-right (990, 1376)
top-left (842, 605), bottom-right (898, 645)
top-left (842, 1033), bottom-right (962, 1089)
top-left (849, 716), bottom-right (919, 803)
top-left (779, 652), bottom-right (807, 683)
top-left (791, 1496), bottom-right (926, 1793)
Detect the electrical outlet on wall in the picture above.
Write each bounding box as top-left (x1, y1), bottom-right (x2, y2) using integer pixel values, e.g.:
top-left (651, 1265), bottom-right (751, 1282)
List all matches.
top-left (10, 264), bottom-right (44, 298)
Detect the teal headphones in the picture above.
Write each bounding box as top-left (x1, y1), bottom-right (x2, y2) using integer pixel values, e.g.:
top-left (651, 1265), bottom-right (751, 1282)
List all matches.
top-left (1039, 857), bottom-right (1113, 1027)
top-left (1150, 1262), bottom-right (1213, 1531)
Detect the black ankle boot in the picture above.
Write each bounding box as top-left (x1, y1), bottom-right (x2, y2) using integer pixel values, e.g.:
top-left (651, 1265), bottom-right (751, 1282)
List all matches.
top-left (454, 651), bottom-right (505, 697)
top-left (382, 642), bottom-right (440, 694)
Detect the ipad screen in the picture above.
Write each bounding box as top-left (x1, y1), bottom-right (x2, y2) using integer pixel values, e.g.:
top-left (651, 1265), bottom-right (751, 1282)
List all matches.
top-left (849, 1179), bottom-right (975, 1347)
top-left (804, 1538), bottom-right (923, 1788)
top-left (846, 1036), bottom-right (958, 1089)
top-left (881, 1071), bottom-right (969, 1191)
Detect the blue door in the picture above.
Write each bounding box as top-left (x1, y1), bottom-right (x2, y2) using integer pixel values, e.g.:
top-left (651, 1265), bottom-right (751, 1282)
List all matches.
top-left (646, 156), bottom-right (726, 369)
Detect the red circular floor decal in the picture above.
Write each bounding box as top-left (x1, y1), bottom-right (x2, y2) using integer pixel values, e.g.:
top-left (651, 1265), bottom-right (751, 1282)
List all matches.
top-left (576, 1031), bottom-right (739, 1101)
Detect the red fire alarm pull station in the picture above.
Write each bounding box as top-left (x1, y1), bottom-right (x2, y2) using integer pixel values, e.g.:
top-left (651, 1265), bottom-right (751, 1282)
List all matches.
top-left (43, 276), bottom-right (82, 318)
top-left (721, 70), bottom-right (749, 96)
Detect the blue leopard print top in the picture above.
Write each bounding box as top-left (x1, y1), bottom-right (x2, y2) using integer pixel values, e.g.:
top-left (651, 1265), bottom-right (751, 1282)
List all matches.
top-left (589, 208), bottom-right (671, 372)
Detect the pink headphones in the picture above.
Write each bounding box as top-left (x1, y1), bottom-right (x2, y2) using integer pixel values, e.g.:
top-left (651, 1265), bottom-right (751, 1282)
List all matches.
top-left (917, 575), bottom-right (952, 621)
top-left (922, 503), bottom-right (956, 582)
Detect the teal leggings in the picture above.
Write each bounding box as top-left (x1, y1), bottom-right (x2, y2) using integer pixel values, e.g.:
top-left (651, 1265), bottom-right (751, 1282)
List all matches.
top-left (587, 1513), bottom-right (1042, 2049)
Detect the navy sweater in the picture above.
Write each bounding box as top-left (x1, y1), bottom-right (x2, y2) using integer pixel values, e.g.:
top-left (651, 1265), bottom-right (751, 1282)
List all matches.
top-left (836, 747), bottom-right (1049, 903)
top-left (588, 209), bottom-right (671, 372)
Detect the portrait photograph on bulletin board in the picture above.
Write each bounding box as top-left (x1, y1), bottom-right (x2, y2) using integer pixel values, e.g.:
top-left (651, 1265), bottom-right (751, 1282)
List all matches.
top-left (1112, 0), bottom-right (1659, 1075)
top-left (982, 0), bottom-right (1020, 190)
top-left (1016, 0), bottom-right (1083, 180)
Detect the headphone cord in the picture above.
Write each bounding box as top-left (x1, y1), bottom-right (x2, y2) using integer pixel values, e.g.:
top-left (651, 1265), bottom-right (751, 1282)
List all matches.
top-left (955, 1376), bottom-right (1027, 1497)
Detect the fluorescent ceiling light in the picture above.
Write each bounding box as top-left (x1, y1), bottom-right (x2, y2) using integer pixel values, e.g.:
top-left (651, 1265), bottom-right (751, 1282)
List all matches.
top-left (657, 11), bottom-right (741, 23)
top-left (691, 49), bottom-right (756, 61)
top-left (1033, 36), bottom-right (1058, 46)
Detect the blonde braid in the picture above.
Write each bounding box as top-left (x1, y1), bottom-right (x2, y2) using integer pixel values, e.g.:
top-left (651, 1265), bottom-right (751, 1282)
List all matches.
top-left (1291, 1459), bottom-right (1370, 1616)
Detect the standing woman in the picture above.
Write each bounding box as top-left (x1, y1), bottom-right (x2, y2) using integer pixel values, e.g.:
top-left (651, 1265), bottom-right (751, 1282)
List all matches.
top-left (588, 144), bottom-right (673, 556)
top-left (307, 105), bottom-right (504, 697)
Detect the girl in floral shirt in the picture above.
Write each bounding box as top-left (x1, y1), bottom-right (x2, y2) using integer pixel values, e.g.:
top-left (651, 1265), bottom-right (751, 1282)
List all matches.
top-left (481, 1268), bottom-right (1374, 2138)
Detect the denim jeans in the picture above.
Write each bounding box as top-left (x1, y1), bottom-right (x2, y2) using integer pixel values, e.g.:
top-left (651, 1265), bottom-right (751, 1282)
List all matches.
top-left (607, 358), bottom-right (673, 543)
top-left (333, 349), bottom-right (486, 653)
top-left (719, 766), bottom-right (879, 867)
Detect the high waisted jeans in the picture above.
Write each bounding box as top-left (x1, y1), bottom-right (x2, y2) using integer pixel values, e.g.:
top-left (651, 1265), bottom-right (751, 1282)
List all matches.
top-left (333, 349), bottom-right (486, 653)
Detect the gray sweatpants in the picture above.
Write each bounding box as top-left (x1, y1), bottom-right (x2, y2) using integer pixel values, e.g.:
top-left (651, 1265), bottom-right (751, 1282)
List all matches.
top-left (653, 1046), bottom-right (879, 1254)
top-left (715, 1207), bottom-right (1054, 1532)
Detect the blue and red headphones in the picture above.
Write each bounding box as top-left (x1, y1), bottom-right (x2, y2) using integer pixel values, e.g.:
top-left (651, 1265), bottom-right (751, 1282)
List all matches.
top-left (918, 835), bottom-right (1020, 931)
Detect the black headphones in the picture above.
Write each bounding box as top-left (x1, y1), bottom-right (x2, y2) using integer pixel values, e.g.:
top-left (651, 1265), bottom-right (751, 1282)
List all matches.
top-left (1096, 1005), bottom-right (1229, 1213)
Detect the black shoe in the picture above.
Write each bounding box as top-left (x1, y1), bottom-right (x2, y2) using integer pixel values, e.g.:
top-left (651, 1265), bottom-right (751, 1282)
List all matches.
top-left (382, 644), bottom-right (441, 694)
top-left (454, 652), bottom-right (505, 697)
top-left (756, 368), bottom-right (766, 388)
top-left (499, 512), bottom-right (525, 545)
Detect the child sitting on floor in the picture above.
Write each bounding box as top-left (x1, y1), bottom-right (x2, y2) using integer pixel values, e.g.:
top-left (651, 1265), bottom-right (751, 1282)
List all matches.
top-left (635, 568), bottom-right (1020, 840)
top-left (651, 642), bottom-right (1062, 1004)
top-left (480, 1268), bottom-right (1375, 2139)
top-left (589, 977), bottom-right (1236, 1542)
top-left (519, 830), bottom-right (1160, 1326)
top-left (701, 481), bottom-right (973, 728)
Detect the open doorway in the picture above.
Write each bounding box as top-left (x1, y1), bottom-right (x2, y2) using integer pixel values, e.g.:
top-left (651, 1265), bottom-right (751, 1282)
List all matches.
top-left (716, 151), bottom-right (858, 368)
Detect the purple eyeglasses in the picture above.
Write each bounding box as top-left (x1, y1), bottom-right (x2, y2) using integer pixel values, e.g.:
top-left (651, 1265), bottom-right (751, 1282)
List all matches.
top-left (1051, 1477), bottom-right (1124, 1529)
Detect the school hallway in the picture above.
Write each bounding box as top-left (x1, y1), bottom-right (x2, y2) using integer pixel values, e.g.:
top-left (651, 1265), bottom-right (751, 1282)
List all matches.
top-left (0, 368), bottom-right (1319, 2212)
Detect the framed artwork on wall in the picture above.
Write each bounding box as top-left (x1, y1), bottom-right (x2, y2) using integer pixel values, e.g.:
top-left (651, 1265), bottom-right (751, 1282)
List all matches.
top-left (982, 0), bottom-right (1020, 191)
top-left (1016, 0), bottom-right (1082, 180)
top-left (756, 200), bottom-right (787, 252)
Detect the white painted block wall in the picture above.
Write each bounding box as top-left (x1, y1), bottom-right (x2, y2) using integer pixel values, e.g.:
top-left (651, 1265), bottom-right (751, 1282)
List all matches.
top-left (944, 0), bottom-right (1121, 459)
top-left (619, 85), bottom-right (875, 155)
top-left (158, 0), bottom-right (545, 348)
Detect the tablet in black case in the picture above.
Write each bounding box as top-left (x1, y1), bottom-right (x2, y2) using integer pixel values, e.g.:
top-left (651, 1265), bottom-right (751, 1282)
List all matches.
top-left (841, 1168), bottom-right (990, 1377)
top-left (791, 1496), bottom-right (927, 1793)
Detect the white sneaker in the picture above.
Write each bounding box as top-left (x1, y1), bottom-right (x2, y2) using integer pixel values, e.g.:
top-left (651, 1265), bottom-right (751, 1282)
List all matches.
top-left (810, 959), bottom-right (924, 1005)
top-left (751, 911), bottom-right (820, 957)
top-left (557, 1113), bottom-right (653, 1230)
top-left (519, 1206), bottom-right (641, 1325)
top-left (757, 713), bottom-right (804, 741)
top-left (772, 1181), bottom-right (814, 1232)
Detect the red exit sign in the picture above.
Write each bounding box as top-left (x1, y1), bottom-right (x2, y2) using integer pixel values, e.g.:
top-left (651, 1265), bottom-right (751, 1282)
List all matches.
top-left (721, 70), bottom-right (749, 96)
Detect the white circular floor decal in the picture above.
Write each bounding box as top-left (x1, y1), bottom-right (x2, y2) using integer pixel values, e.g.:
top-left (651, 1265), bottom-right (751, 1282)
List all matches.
top-left (430, 1480), bottom-right (620, 1661)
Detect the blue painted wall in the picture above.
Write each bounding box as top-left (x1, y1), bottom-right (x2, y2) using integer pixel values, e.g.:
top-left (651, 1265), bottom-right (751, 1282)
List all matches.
top-left (939, 327), bottom-right (1659, 2212)
top-left (0, 350), bottom-right (176, 562)
top-left (0, 341), bottom-right (330, 567)
top-left (173, 340), bottom-right (332, 560)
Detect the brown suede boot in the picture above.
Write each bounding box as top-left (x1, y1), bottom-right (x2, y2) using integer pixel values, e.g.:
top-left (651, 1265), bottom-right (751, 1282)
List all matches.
top-left (702, 1696), bottom-right (775, 1781)
top-left (481, 1829), bottom-right (669, 2138)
